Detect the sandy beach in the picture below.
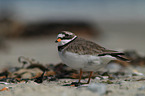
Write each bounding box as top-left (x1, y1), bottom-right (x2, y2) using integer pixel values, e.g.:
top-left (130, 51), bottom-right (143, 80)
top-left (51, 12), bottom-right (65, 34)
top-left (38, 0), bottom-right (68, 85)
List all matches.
top-left (0, 23), bottom-right (145, 96)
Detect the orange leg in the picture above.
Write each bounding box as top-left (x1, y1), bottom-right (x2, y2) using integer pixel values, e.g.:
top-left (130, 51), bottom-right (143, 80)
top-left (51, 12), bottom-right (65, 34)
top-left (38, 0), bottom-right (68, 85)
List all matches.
top-left (87, 71), bottom-right (93, 84)
top-left (78, 69), bottom-right (83, 83)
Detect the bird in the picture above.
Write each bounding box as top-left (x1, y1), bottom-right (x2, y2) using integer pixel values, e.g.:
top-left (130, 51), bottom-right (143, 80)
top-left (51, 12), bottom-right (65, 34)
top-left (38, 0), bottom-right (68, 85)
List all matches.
top-left (55, 31), bottom-right (128, 84)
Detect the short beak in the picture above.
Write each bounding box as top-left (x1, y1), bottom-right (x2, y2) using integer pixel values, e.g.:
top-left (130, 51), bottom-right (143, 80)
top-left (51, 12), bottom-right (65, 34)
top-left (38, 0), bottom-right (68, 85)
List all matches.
top-left (55, 40), bottom-right (58, 43)
top-left (55, 38), bottom-right (61, 43)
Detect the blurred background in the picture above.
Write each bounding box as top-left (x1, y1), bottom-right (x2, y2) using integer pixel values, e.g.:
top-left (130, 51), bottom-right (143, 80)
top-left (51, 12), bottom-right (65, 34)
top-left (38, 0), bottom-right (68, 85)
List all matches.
top-left (0, 0), bottom-right (145, 69)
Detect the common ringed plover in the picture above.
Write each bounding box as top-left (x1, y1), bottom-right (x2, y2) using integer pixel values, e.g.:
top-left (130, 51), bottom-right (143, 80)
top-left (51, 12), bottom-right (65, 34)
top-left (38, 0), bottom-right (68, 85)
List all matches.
top-left (55, 31), bottom-right (128, 84)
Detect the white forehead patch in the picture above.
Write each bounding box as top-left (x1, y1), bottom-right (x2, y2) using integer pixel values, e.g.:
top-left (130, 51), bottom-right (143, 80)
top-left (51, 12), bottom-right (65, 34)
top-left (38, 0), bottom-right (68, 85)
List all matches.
top-left (57, 34), bottom-right (65, 38)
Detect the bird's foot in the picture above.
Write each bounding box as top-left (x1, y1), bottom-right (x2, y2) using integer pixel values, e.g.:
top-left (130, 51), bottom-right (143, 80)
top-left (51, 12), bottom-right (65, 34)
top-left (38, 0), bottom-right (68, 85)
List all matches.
top-left (71, 82), bottom-right (83, 87)
top-left (63, 82), bottom-right (85, 87)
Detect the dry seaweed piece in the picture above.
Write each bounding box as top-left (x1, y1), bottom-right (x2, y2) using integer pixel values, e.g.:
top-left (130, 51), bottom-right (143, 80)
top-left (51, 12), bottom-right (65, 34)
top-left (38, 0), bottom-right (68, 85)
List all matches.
top-left (34, 71), bottom-right (45, 83)
top-left (124, 50), bottom-right (145, 66)
top-left (0, 87), bottom-right (9, 91)
top-left (131, 57), bottom-right (145, 66)
top-left (0, 70), bottom-right (9, 78)
top-left (124, 50), bottom-right (141, 59)
top-left (54, 63), bottom-right (78, 79)
top-left (18, 56), bottom-right (47, 71)
top-left (136, 78), bottom-right (145, 81)
top-left (27, 64), bottom-right (47, 72)
top-left (44, 71), bottom-right (56, 76)
top-left (101, 80), bottom-right (114, 84)
top-left (18, 56), bottom-right (31, 68)
top-left (9, 68), bottom-right (43, 79)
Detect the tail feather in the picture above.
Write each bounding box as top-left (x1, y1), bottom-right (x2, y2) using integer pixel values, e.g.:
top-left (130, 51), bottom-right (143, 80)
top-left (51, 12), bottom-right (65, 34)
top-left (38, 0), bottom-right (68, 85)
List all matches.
top-left (98, 52), bottom-right (130, 62)
top-left (111, 55), bottom-right (129, 61)
top-left (98, 52), bottom-right (125, 56)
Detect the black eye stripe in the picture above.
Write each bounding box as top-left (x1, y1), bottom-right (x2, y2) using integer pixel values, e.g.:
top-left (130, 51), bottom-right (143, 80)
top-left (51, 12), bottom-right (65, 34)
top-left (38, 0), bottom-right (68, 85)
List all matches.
top-left (62, 36), bottom-right (72, 39)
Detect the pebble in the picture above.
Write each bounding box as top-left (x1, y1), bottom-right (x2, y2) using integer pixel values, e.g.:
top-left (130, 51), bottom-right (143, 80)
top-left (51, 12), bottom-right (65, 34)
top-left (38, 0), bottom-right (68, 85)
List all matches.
top-left (106, 63), bottom-right (122, 72)
top-left (136, 93), bottom-right (145, 96)
top-left (87, 83), bottom-right (107, 95)
top-left (138, 86), bottom-right (145, 90)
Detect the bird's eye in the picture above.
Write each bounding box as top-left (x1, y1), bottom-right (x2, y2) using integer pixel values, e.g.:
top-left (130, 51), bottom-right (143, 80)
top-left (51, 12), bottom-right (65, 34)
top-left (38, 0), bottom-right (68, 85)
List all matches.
top-left (65, 34), bottom-right (69, 36)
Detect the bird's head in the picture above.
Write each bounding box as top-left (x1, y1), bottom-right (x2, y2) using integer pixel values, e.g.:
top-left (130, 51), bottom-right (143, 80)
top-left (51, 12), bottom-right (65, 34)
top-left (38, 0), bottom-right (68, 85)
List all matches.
top-left (55, 31), bottom-right (77, 46)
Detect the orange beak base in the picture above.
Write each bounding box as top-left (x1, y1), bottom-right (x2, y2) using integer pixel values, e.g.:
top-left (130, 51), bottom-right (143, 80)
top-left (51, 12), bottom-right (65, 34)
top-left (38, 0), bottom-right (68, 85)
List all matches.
top-left (55, 38), bottom-right (61, 43)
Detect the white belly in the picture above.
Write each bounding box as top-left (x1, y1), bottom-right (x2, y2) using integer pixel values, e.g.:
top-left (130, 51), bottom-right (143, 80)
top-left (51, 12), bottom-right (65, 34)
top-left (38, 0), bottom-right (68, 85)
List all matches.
top-left (59, 51), bottom-right (116, 71)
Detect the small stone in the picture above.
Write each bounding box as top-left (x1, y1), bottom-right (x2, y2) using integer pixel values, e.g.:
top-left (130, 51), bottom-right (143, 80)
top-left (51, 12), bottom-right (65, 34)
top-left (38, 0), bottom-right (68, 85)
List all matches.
top-left (87, 83), bottom-right (107, 95)
top-left (138, 86), bottom-right (145, 90)
top-left (136, 93), bottom-right (145, 96)
top-left (132, 70), bottom-right (144, 76)
top-left (95, 77), bottom-right (101, 80)
top-left (106, 63), bottom-right (122, 72)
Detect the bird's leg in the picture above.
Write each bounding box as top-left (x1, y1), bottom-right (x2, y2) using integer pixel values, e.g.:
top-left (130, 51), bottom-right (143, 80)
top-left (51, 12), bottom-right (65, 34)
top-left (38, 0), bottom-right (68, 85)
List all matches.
top-left (78, 68), bottom-right (83, 83)
top-left (71, 69), bottom-right (83, 86)
top-left (87, 71), bottom-right (93, 84)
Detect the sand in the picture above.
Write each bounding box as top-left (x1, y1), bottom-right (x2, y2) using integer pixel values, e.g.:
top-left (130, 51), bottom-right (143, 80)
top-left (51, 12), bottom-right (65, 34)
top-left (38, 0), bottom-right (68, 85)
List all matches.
top-left (0, 22), bottom-right (145, 96)
top-left (0, 75), bottom-right (145, 96)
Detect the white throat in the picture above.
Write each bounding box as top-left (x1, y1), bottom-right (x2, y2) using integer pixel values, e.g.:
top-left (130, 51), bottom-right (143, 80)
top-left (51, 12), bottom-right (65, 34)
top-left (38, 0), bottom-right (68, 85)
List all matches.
top-left (58, 36), bottom-right (77, 46)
